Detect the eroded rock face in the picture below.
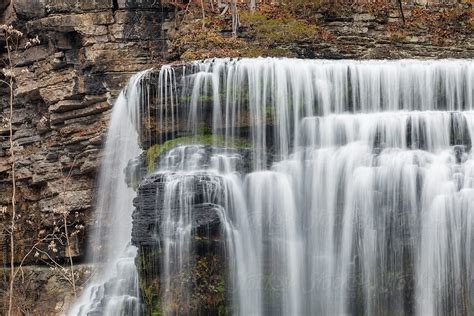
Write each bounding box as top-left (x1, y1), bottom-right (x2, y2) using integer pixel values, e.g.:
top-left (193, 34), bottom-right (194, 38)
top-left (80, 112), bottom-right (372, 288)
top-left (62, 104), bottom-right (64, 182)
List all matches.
top-left (131, 156), bottom-right (234, 315)
top-left (132, 172), bottom-right (224, 248)
top-left (0, 0), bottom-right (174, 312)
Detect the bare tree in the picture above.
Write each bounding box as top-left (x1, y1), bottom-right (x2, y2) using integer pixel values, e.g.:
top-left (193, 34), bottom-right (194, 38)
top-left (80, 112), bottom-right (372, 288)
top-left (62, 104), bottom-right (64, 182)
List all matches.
top-left (1, 24), bottom-right (23, 316)
top-left (398, 0), bottom-right (406, 24)
top-left (231, 0), bottom-right (240, 37)
top-left (250, 0), bottom-right (257, 12)
top-left (1, 24), bottom-right (82, 311)
top-left (201, 0), bottom-right (206, 28)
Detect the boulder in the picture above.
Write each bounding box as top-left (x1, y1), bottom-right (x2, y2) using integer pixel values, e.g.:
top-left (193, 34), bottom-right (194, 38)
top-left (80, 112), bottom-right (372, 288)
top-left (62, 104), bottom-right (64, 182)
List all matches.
top-left (14, 0), bottom-right (46, 19)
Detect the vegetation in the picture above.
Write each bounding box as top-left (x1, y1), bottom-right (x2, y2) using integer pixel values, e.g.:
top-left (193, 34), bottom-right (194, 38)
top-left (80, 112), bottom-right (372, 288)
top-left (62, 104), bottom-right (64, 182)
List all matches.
top-left (240, 11), bottom-right (317, 44)
top-left (1, 25), bottom-right (36, 316)
top-left (146, 134), bottom-right (251, 172)
top-left (385, 5), bottom-right (473, 45)
top-left (167, 0), bottom-right (472, 60)
top-left (1, 25), bottom-right (82, 315)
top-left (137, 248), bottom-right (227, 315)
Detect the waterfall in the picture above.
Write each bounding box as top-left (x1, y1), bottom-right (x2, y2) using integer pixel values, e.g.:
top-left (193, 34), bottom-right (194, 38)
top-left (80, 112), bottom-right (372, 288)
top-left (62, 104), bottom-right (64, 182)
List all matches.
top-left (72, 58), bottom-right (474, 316)
top-left (69, 71), bottom-right (148, 315)
top-left (146, 58), bottom-right (473, 316)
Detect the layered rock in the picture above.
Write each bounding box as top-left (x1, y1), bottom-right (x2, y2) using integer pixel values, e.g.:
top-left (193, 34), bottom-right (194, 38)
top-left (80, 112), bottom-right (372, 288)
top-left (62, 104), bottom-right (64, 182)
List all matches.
top-left (0, 0), bottom-right (175, 313)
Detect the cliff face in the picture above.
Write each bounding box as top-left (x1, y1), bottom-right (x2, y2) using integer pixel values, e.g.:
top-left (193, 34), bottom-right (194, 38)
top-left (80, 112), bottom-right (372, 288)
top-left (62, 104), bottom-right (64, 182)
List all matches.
top-left (0, 0), bottom-right (174, 313)
top-left (0, 0), bottom-right (472, 314)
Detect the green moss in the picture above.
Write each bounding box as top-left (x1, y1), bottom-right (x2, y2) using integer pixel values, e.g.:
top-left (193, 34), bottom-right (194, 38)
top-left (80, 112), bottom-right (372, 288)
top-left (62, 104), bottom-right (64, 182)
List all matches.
top-left (216, 279), bottom-right (225, 294)
top-left (137, 249), bottom-right (163, 315)
top-left (146, 135), bottom-right (251, 173)
top-left (240, 12), bottom-right (317, 44)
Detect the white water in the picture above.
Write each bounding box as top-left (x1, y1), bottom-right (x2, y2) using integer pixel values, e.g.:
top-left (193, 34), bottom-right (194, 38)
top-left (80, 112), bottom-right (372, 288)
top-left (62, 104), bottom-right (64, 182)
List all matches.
top-left (69, 72), bottom-right (148, 316)
top-left (150, 58), bottom-right (474, 315)
top-left (71, 58), bottom-right (474, 315)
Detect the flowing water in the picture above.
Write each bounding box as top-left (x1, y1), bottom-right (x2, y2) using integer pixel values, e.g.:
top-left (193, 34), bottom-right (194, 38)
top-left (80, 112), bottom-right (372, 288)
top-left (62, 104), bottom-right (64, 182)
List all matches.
top-left (151, 58), bottom-right (474, 316)
top-left (69, 72), bottom-right (148, 315)
top-left (74, 58), bottom-right (474, 315)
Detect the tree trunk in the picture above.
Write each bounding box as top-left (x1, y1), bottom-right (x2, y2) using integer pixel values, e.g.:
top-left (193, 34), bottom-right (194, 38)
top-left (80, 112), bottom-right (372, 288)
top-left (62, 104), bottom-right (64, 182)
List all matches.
top-left (231, 0), bottom-right (239, 37)
top-left (250, 0), bottom-right (256, 12)
top-left (398, 0), bottom-right (406, 24)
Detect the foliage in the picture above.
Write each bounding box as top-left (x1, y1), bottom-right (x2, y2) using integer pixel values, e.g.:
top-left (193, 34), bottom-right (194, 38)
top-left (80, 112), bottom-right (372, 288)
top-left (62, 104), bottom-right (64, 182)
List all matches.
top-left (386, 6), bottom-right (473, 46)
top-left (240, 11), bottom-right (317, 44)
top-left (137, 247), bottom-right (228, 315)
top-left (165, 254), bottom-right (227, 315)
top-left (171, 20), bottom-right (246, 61)
top-left (285, 0), bottom-right (323, 18)
top-left (168, 2), bottom-right (322, 60)
top-left (136, 249), bottom-right (162, 315)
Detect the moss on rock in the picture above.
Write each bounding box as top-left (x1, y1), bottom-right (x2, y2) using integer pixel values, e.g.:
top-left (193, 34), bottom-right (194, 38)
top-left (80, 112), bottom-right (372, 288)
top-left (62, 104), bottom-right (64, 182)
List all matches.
top-left (240, 11), bottom-right (317, 44)
top-left (146, 135), bottom-right (251, 173)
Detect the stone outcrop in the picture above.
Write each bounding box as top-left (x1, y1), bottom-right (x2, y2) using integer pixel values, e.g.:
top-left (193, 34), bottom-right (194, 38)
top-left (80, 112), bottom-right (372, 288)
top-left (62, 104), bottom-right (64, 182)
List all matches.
top-left (0, 0), bottom-right (173, 261)
top-left (0, 0), bottom-right (174, 313)
top-left (306, 9), bottom-right (473, 60)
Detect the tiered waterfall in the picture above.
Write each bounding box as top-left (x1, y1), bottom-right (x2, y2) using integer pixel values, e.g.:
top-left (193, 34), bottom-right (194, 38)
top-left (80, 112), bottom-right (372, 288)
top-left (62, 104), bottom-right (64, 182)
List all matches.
top-left (73, 58), bottom-right (474, 316)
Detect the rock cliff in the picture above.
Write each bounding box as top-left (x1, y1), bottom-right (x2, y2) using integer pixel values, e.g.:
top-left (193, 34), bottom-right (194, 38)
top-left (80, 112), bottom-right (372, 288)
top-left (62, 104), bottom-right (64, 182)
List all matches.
top-left (0, 0), bottom-right (174, 313)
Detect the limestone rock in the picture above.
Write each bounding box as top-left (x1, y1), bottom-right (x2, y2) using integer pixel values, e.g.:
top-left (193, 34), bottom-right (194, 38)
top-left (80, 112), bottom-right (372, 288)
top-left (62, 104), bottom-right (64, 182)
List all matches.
top-left (49, 101), bottom-right (110, 125)
top-left (12, 45), bottom-right (50, 67)
top-left (44, 0), bottom-right (113, 13)
top-left (117, 0), bottom-right (162, 9)
top-left (48, 99), bottom-right (85, 113)
top-left (14, 0), bottom-right (47, 19)
top-left (0, 0), bottom-right (175, 276)
top-left (26, 12), bottom-right (114, 33)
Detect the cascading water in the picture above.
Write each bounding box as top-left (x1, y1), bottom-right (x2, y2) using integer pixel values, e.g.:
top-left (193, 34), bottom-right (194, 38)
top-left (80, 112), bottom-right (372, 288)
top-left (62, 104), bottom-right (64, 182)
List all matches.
top-left (69, 72), bottom-right (148, 315)
top-left (144, 58), bottom-right (473, 316)
top-left (71, 58), bottom-right (474, 316)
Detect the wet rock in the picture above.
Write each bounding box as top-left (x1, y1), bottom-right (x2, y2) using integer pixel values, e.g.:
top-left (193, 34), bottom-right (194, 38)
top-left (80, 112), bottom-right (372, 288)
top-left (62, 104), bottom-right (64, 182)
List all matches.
top-left (132, 172), bottom-right (224, 247)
